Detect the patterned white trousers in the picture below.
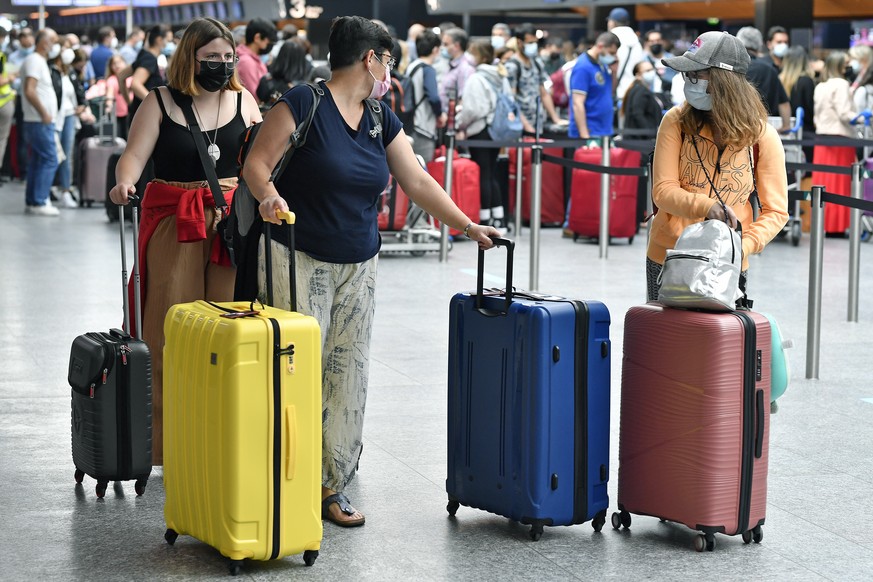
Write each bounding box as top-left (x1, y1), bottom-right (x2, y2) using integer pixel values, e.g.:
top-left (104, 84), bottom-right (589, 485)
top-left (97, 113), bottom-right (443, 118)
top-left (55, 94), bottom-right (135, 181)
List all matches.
top-left (258, 236), bottom-right (378, 492)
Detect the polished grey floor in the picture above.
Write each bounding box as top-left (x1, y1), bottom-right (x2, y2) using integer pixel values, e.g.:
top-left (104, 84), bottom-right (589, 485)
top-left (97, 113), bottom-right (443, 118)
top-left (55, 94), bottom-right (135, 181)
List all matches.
top-left (2, 180), bottom-right (872, 581)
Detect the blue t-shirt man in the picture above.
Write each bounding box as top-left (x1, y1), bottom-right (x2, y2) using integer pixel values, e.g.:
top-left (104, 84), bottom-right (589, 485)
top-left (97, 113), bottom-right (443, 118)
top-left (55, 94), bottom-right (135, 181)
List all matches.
top-left (568, 52), bottom-right (614, 138)
top-left (90, 44), bottom-right (114, 80)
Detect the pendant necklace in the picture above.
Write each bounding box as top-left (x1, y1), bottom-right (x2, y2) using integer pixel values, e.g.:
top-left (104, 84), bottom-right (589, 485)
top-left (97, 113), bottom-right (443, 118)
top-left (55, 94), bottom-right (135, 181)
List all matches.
top-left (193, 94), bottom-right (222, 164)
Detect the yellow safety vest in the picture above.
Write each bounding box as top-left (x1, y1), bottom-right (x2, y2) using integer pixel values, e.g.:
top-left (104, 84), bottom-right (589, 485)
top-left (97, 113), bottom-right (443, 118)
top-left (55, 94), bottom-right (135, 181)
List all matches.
top-left (0, 53), bottom-right (16, 108)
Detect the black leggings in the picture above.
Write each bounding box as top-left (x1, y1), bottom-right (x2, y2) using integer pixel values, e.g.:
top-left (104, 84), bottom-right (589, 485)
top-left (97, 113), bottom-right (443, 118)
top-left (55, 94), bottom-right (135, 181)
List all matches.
top-left (467, 129), bottom-right (501, 212)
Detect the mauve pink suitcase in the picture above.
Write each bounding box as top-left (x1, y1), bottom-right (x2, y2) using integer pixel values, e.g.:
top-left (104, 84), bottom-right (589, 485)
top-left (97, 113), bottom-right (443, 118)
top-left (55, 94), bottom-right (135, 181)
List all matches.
top-left (615, 303), bottom-right (770, 552)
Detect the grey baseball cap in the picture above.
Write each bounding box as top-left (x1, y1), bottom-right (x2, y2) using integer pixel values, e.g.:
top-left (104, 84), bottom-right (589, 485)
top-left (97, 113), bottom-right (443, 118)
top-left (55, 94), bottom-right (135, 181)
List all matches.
top-left (662, 31), bottom-right (750, 74)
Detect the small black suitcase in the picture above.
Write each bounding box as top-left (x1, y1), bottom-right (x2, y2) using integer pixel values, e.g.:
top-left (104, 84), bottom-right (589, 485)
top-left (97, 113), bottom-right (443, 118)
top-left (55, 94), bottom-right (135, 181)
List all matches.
top-left (69, 202), bottom-right (152, 498)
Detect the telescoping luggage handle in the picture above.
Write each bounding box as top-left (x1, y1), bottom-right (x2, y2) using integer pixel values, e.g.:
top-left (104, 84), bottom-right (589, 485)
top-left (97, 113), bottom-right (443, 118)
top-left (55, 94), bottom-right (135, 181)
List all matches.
top-left (476, 236), bottom-right (514, 315)
top-left (119, 196), bottom-right (143, 339)
top-left (263, 210), bottom-right (297, 313)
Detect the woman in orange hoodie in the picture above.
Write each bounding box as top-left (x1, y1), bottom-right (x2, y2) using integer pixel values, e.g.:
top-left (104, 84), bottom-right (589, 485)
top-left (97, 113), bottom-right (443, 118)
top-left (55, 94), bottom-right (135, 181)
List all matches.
top-left (646, 31), bottom-right (789, 301)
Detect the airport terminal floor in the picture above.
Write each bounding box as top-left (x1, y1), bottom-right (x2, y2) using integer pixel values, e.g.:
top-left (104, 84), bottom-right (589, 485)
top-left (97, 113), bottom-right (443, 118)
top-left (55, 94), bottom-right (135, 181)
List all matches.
top-left (2, 178), bottom-right (872, 581)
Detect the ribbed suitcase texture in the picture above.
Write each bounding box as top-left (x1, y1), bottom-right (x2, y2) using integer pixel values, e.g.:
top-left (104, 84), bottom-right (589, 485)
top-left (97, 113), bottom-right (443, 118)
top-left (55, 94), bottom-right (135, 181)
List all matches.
top-left (569, 147), bottom-right (639, 242)
top-left (163, 300), bottom-right (322, 571)
top-left (617, 304), bottom-right (770, 549)
top-left (69, 330), bottom-right (152, 497)
top-left (446, 242), bottom-right (611, 539)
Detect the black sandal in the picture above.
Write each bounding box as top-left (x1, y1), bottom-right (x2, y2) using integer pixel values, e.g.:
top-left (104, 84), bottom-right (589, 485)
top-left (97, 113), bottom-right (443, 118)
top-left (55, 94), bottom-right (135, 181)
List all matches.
top-left (321, 492), bottom-right (365, 527)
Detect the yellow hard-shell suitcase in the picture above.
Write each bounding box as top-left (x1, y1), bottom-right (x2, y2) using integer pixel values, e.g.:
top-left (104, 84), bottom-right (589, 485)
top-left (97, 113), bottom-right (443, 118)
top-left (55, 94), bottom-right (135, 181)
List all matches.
top-left (162, 212), bottom-right (322, 575)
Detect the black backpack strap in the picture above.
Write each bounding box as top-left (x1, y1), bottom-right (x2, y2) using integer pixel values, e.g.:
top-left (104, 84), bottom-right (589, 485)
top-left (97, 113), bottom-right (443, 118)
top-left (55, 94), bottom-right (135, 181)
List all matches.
top-left (270, 82), bottom-right (324, 182)
top-left (168, 87), bottom-right (227, 209)
top-left (364, 98), bottom-right (384, 140)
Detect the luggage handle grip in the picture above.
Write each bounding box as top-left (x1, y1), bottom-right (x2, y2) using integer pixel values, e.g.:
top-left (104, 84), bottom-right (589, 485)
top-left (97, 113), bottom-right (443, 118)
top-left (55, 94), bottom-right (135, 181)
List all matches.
top-left (285, 405), bottom-right (297, 480)
top-left (755, 389), bottom-right (764, 459)
top-left (264, 210), bottom-right (297, 312)
top-left (476, 237), bottom-right (514, 315)
top-left (119, 194), bottom-right (142, 339)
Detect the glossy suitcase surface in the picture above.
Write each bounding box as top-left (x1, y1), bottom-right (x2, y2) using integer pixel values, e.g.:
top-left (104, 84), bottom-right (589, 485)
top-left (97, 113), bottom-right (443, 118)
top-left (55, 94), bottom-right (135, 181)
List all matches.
top-left (446, 240), bottom-right (611, 540)
top-left (427, 154), bottom-right (481, 236)
top-left (79, 136), bottom-right (126, 203)
top-left (378, 176), bottom-right (410, 231)
top-left (508, 140), bottom-right (566, 225)
top-left (617, 304), bottom-right (770, 550)
top-left (569, 147), bottom-right (640, 242)
top-left (69, 329), bottom-right (152, 497)
top-left (163, 300), bottom-right (322, 570)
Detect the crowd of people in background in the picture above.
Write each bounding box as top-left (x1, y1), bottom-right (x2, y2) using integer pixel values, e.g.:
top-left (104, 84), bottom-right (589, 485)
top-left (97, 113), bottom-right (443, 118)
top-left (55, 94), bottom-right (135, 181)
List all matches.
top-left (0, 10), bottom-right (871, 235)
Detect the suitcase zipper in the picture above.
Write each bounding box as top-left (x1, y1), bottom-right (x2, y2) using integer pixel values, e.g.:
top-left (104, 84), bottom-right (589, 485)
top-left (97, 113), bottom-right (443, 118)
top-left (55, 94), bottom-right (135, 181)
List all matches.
top-left (664, 254), bottom-right (710, 262)
top-left (116, 341), bottom-right (132, 479)
top-left (268, 318), bottom-right (283, 560)
top-left (732, 311), bottom-right (757, 535)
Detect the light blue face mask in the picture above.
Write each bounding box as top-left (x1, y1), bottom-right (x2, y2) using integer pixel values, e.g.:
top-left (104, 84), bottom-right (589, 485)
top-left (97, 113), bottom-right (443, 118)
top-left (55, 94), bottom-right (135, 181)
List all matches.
top-left (599, 54), bottom-right (616, 66)
top-left (440, 47), bottom-right (451, 60)
top-left (134, 40), bottom-right (143, 52)
top-left (684, 79), bottom-right (712, 111)
top-left (260, 53), bottom-right (270, 65)
top-left (162, 41), bottom-right (176, 57)
top-left (524, 42), bottom-right (539, 59)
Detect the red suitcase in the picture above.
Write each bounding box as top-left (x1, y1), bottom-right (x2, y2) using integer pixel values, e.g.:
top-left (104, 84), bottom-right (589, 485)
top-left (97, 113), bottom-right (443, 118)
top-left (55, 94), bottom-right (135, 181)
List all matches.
top-left (378, 177), bottom-right (410, 232)
top-left (615, 303), bottom-right (770, 552)
top-left (427, 152), bottom-right (480, 237)
top-left (508, 138), bottom-right (565, 226)
top-left (568, 147), bottom-right (640, 243)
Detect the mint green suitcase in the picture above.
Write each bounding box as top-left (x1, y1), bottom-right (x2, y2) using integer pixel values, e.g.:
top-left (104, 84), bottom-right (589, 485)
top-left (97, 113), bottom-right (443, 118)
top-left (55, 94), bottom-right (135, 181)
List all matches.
top-left (761, 313), bottom-right (791, 402)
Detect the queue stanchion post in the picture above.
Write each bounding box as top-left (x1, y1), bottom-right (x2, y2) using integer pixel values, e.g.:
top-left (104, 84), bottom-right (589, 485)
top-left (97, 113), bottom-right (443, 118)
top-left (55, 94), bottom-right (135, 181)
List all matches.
top-left (599, 135), bottom-right (611, 259)
top-left (848, 163), bottom-right (862, 323)
top-left (440, 89), bottom-right (456, 263)
top-left (806, 186), bottom-right (825, 380)
top-left (515, 144), bottom-right (523, 237)
top-left (530, 143), bottom-right (543, 292)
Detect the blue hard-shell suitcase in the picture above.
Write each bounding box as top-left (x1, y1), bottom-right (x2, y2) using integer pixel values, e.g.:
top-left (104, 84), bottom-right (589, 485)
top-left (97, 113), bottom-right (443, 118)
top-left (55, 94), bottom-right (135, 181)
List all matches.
top-left (446, 238), bottom-right (611, 540)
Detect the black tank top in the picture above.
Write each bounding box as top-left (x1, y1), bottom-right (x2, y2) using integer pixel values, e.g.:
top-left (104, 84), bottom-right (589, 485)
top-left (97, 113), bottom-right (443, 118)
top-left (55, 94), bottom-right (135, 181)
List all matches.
top-left (152, 88), bottom-right (246, 182)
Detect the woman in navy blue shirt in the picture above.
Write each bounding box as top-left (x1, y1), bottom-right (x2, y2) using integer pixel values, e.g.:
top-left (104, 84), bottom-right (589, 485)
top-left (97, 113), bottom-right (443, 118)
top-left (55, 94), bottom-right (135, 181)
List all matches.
top-left (243, 16), bottom-right (499, 528)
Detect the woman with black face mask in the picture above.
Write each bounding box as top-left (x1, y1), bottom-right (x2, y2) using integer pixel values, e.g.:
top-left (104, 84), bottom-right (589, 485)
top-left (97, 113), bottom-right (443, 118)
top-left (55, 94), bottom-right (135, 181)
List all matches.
top-left (108, 17), bottom-right (262, 465)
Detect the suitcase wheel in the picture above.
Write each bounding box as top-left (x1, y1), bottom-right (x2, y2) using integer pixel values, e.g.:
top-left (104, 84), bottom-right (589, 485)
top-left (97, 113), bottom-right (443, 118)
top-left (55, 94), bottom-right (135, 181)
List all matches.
top-left (164, 528), bottom-right (178, 546)
top-left (228, 559), bottom-right (243, 576)
top-left (693, 533), bottom-right (716, 552)
top-left (753, 525), bottom-right (763, 544)
top-left (134, 479), bottom-right (147, 496)
top-left (446, 500), bottom-right (460, 517)
top-left (95, 481), bottom-right (108, 499)
top-left (74, 469), bottom-right (85, 484)
top-left (611, 510), bottom-right (631, 530)
top-left (303, 550), bottom-right (318, 567)
top-left (591, 510), bottom-right (607, 533)
top-left (529, 524), bottom-right (544, 542)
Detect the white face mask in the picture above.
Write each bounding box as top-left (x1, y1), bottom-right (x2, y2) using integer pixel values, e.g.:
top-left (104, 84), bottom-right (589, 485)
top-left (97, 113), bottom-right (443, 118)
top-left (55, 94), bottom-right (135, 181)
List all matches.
top-left (48, 43), bottom-right (61, 60)
top-left (110, 37), bottom-right (119, 49)
top-left (642, 70), bottom-right (657, 84)
top-left (772, 42), bottom-right (788, 58)
top-left (849, 59), bottom-right (861, 73)
top-left (61, 48), bottom-right (75, 65)
top-left (491, 35), bottom-right (506, 50)
top-left (684, 78), bottom-right (712, 111)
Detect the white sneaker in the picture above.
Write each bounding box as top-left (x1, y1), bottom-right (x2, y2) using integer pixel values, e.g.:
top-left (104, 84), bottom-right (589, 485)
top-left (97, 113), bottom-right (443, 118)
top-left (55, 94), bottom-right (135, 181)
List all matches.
top-left (28, 203), bottom-right (60, 216)
top-left (61, 191), bottom-right (78, 208)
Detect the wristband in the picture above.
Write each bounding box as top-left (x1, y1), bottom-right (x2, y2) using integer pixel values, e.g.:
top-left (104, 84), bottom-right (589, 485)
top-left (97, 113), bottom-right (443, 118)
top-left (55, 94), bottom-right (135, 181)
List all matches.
top-left (463, 222), bottom-right (474, 239)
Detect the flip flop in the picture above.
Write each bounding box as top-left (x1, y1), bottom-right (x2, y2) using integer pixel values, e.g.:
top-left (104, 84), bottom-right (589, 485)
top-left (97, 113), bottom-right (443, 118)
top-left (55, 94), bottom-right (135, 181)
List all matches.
top-left (321, 492), bottom-right (365, 527)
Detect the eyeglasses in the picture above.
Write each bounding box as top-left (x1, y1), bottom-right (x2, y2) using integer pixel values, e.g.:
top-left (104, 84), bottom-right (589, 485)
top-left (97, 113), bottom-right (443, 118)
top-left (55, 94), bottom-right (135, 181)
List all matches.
top-left (375, 52), bottom-right (397, 71)
top-left (683, 70), bottom-right (710, 85)
top-left (197, 56), bottom-right (239, 70)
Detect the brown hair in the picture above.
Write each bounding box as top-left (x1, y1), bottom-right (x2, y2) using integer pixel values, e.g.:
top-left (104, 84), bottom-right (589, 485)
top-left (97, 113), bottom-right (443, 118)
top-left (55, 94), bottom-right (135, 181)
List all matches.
top-left (468, 39), bottom-right (494, 66)
top-left (167, 17), bottom-right (243, 96)
top-left (678, 68), bottom-right (767, 149)
top-left (820, 51), bottom-right (847, 83)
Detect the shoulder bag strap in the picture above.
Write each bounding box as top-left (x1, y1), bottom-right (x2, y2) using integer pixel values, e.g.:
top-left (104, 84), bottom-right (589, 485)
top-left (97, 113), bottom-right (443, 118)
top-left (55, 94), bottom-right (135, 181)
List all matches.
top-left (364, 97), bottom-right (384, 140)
top-left (169, 87), bottom-right (227, 209)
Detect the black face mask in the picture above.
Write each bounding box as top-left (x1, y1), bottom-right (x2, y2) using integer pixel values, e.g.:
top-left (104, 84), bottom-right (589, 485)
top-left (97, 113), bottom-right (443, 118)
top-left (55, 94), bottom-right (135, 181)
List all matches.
top-left (260, 42), bottom-right (273, 56)
top-left (196, 62), bottom-right (235, 92)
top-left (649, 43), bottom-right (664, 56)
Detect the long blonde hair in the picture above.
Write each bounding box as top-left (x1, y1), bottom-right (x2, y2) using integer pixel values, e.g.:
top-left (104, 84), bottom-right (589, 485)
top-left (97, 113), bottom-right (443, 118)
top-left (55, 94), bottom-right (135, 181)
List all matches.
top-left (779, 46), bottom-right (811, 97)
top-left (820, 51), bottom-right (847, 83)
top-left (678, 67), bottom-right (767, 149)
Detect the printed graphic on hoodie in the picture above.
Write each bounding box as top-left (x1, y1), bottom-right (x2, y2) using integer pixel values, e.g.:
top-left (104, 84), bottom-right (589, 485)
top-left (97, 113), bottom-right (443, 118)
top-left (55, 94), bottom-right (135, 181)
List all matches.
top-left (679, 138), bottom-right (754, 207)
